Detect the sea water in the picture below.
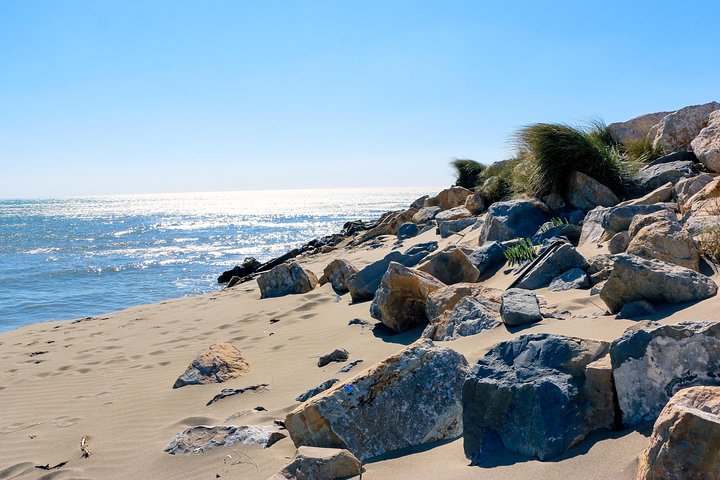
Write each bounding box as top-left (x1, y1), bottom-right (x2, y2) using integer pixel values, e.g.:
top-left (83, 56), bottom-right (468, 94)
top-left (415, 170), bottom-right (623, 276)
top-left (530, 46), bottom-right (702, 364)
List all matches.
top-left (0, 187), bottom-right (436, 332)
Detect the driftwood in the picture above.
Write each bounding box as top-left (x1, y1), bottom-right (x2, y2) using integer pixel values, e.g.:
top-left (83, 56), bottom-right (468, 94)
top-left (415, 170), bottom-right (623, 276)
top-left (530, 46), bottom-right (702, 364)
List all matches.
top-left (80, 435), bottom-right (91, 458)
top-left (35, 461), bottom-right (68, 470)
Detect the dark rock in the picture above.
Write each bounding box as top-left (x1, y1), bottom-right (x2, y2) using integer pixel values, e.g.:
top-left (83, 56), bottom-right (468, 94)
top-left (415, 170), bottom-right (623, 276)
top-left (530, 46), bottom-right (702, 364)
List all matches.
top-left (438, 217), bottom-right (477, 238)
top-left (218, 257), bottom-right (262, 283)
top-left (616, 300), bottom-right (655, 319)
top-left (206, 384), bottom-right (269, 406)
top-left (500, 289), bottom-right (542, 326)
top-left (479, 200), bottom-right (549, 243)
top-left (633, 161), bottom-right (696, 194)
top-left (548, 268), bottom-right (590, 291)
top-left (607, 231), bottom-right (629, 254)
top-left (347, 318), bottom-right (370, 326)
top-left (410, 195), bottom-right (429, 209)
top-left (601, 204), bottom-right (673, 235)
top-left (647, 150), bottom-right (697, 166)
top-left (533, 224), bottom-right (582, 245)
top-left (296, 379), bottom-right (340, 403)
top-left (317, 348), bottom-right (349, 368)
top-left (467, 241), bottom-right (507, 278)
top-left (338, 359), bottom-right (363, 373)
top-left (397, 222), bottom-right (419, 239)
top-left (515, 242), bottom-right (588, 290)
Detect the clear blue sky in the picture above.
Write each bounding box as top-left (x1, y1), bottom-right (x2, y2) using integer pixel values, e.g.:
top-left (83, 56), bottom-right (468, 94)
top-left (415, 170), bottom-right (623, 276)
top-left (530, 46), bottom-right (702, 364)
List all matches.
top-left (1, 1), bottom-right (719, 197)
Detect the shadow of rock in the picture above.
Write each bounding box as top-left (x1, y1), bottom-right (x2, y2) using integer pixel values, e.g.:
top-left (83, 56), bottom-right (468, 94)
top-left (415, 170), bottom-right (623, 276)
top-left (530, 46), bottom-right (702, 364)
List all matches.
top-left (370, 323), bottom-right (424, 345)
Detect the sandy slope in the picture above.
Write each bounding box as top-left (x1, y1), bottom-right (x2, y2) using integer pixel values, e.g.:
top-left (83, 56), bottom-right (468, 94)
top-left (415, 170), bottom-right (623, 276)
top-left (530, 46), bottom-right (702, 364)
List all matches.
top-left (1, 226), bottom-right (718, 480)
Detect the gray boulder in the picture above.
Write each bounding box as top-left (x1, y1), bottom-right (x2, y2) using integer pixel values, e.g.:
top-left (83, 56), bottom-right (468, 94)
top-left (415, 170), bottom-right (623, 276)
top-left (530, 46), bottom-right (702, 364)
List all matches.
top-left (599, 254), bottom-right (717, 314)
top-left (500, 288), bottom-right (542, 326)
top-left (271, 446), bottom-right (363, 480)
top-left (578, 207), bottom-right (610, 246)
top-left (412, 206), bottom-right (441, 224)
top-left (165, 425), bottom-right (286, 454)
top-left (610, 321), bottom-right (720, 426)
top-left (515, 242), bottom-right (588, 290)
top-left (548, 268), bottom-right (589, 291)
top-left (346, 242), bottom-right (437, 302)
top-left (317, 348), bottom-right (349, 368)
top-left (479, 200), bottom-right (548, 243)
top-left (533, 223), bottom-right (583, 245)
top-left (258, 262), bottom-right (318, 299)
top-left (675, 173), bottom-right (716, 208)
top-left (616, 300), bottom-right (655, 319)
top-left (285, 340), bottom-right (468, 461)
top-left (296, 379), bottom-right (340, 403)
top-left (634, 161), bottom-right (696, 194)
top-left (396, 221), bottom-right (419, 239)
top-left (463, 334), bottom-right (614, 461)
top-left (566, 171), bottom-right (620, 210)
top-left (431, 296), bottom-right (501, 341)
top-left (467, 241), bottom-right (506, 278)
top-left (410, 195), bottom-right (429, 209)
top-left (601, 203), bottom-right (673, 235)
top-left (650, 101), bottom-right (720, 152)
top-left (438, 217), bottom-right (477, 238)
top-left (691, 109), bottom-right (720, 173)
top-left (417, 246), bottom-right (480, 285)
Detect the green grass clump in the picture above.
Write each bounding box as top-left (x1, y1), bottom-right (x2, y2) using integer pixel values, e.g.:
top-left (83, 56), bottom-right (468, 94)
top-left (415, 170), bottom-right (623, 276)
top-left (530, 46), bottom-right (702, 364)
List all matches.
top-left (503, 238), bottom-right (537, 266)
top-left (512, 121), bottom-right (635, 198)
top-left (538, 217), bottom-right (570, 233)
top-left (450, 159), bottom-right (486, 189)
top-left (624, 137), bottom-right (665, 164)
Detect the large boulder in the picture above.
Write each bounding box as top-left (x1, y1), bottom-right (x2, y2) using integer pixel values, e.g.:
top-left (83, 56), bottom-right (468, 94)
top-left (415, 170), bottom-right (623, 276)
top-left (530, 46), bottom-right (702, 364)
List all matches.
top-left (500, 288), bottom-right (542, 326)
top-left (417, 246), bottom-right (480, 285)
top-left (424, 186), bottom-right (472, 210)
top-left (621, 182), bottom-right (673, 207)
top-left (548, 268), bottom-right (589, 291)
top-left (514, 242), bottom-right (588, 290)
top-left (438, 217), bottom-right (477, 238)
top-left (396, 222), bottom-right (418, 239)
top-left (412, 206), bottom-right (441, 224)
top-left (165, 425), bottom-right (285, 454)
top-left (566, 171), bottom-right (619, 210)
top-left (435, 206), bottom-right (472, 222)
top-left (636, 386), bottom-right (720, 480)
top-left (346, 242), bottom-right (437, 302)
top-left (479, 200), bottom-right (548, 243)
top-left (428, 296), bottom-right (501, 341)
top-left (258, 262), bottom-right (318, 299)
top-left (579, 206), bottom-right (611, 246)
top-left (424, 283), bottom-right (502, 323)
top-left (464, 191), bottom-right (486, 214)
top-left (271, 446), bottom-right (363, 480)
top-left (218, 257), bottom-right (261, 283)
top-left (463, 334), bottom-right (615, 462)
top-left (285, 340), bottom-right (468, 461)
top-left (352, 208), bottom-right (417, 245)
top-left (675, 173), bottom-right (716, 208)
top-left (370, 262), bottom-right (446, 333)
top-left (610, 321), bottom-right (720, 426)
top-left (608, 110), bottom-right (671, 145)
top-left (173, 343), bottom-right (249, 389)
top-left (320, 259), bottom-right (358, 294)
top-left (691, 109), bottom-right (720, 173)
top-left (626, 211), bottom-right (700, 270)
top-left (601, 203), bottom-right (673, 235)
top-left (650, 101), bottom-right (720, 152)
top-left (633, 161), bottom-right (696, 194)
top-left (681, 176), bottom-right (720, 216)
top-left (599, 254), bottom-right (717, 314)
top-left (467, 241), bottom-right (506, 278)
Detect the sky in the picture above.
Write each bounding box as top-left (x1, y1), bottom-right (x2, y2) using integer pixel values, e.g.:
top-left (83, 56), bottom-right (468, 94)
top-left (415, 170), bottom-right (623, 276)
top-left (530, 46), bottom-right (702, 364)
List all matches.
top-left (1, 1), bottom-right (719, 198)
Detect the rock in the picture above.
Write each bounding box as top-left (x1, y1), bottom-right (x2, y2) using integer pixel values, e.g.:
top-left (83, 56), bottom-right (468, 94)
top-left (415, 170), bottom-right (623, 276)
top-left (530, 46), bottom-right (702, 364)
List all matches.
top-left (164, 425), bottom-right (286, 454)
top-left (500, 288), bottom-right (542, 326)
top-left (424, 186), bottom-right (472, 210)
top-left (615, 300), bottom-right (655, 319)
top-left (675, 173), bottom-right (716, 207)
top-left (226, 275), bottom-right (243, 288)
top-left (587, 254), bottom-right (614, 285)
top-left (685, 214), bottom-right (720, 238)
top-left (396, 222), bottom-right (418, 239)
top-left (610, 321), bottom-right (720, 425)
top-left (467, 241), bottom-right (507, 278)
top-left (430, 296), bottom-right (501, 341)
top-left (206, 384), bottom-right (269, 406)
top-left (650, 101), bottom-right (720, 152)
top-left (541, 193), bottom-right (566, 211)
top-left (417, 246), bottom-right (480, 285)
top-left (515, 242), bottom-right (588, 290)
top-left (412, 206), bottom-right (441, 224)
top-left (691, 110), bottom-right (720, 172)
top-left (620, 182), bottom-right (673, 206)
top-left (258, 262), bottom-right (318, 299)
top-left (681, 176), bottom-right (720, 215)
top-left (438, 217), bottom-right (477, 238)
top-left (479, 200), bottom-right (548, 243)
top-left (626, 212), bottom-right (700, 270)
top-left (296, 379), bottom-right (340, 403)
top-left (636, 386), bottom-right (720, 480)
top-left (272, 446), bottom-right (363, 480)
top-left (579, 206), bottom-right (610, 245)
top-left (607, 231), bottom-right (629, 254)
top-left (317, 349), bottom-right (349, 368)
top-left (566, 171), bottom-right (620, 210)
top-left (464, 191), bottom-right (486, 214)
top-left (600, 254), bottom-right (717, 314)
top-left (352, 208), bottom-right (417, 245)
top-left (601, 203), bottom-right (673, 235)
top-left (218, 257), bottom-right (262, 283)
top-left (634, 161), bottom-right (696, 194)
top-left (533, 223), bottom-right (583, 245)
top-left (463, 334), bottom-right (614, 461)
top-left (548, 268), bottom-right (590, 291)
top-left (285, 340), bottom-right (468, 461)
top-left (608, 110), bottom-right (671, 145)
top-left (346, 242), bottom-right (437, 302)
top-left (370, 262), bottom-right (446, 332)
top-left (321, 259), bottom-right (358, 294)
top-left (410, 195), bottom-right (429, 209)
top-left (347, 318), bottom-right (369, 326)
top-left (435, 206), bottom-right (472, 222)
top-left (173, 343), bottom-right (249, 389)
top-left (627, 209), bottom-right (678, 238)
top-left (424, 283), bottom-right (502, 323)
top-left (338, 359), bottom-right (363, 373)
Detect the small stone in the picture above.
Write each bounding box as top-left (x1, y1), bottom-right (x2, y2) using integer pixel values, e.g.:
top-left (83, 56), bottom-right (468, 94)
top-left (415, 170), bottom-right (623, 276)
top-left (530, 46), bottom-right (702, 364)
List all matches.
top-left (548, 268), bottom-right (590, 292)
top-left (296, 379), bottom-right (340, 403)
top-left (317, 349), bottom-right (349, 368)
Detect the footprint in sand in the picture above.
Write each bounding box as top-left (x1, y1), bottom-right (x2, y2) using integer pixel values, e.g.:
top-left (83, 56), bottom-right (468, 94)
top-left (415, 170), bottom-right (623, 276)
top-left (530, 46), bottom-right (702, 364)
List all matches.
top-left (53, 416), bottom-right (81, 427)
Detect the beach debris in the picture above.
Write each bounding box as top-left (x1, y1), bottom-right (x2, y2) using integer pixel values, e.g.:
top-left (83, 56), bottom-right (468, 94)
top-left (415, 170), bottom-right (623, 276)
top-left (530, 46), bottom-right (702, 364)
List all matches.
top-left (295, 379), bottom-right (339, 403)
top-left (347, 318), bottom-right (369, 326)
top-left (35, 461), bottom-right (68, 470)
top-left (338, 359), bottom-right (363, 373)
top-left (317, 348), bottom-right (348, 368)
top-left (80, 435), bottom-right (91, 458)
top-left (206, 384), bottom-right (269, 406)
top-left (173, 343), bottom-right (250, 389)
top-left (164, 425), bottom-right (286, 455)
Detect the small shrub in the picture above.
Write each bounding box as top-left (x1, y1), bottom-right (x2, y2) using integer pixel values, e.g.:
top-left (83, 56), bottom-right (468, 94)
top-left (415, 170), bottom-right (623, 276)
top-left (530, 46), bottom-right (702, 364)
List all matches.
top-left (450, 159), bottom-right (486, 189)
top-left (503, 238), bottom-right (537, 266)
top-left (538, 217), bottom-right (569, 233)
top-left (624, 137), bottom-right (665, 164)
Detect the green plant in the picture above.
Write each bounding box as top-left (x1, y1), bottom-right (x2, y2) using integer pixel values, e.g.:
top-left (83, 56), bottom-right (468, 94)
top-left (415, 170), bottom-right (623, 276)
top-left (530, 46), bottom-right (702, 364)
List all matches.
top-left (624, 137), bottom-right (665, 164)
top-left (450, 159), bottom-right (486, 189)
top-left (538, 217), bottom-right (570, 233)
top-left (477, 158), bottom-right (521, 202)
top-left (503, 238), bottom-right (537, 266)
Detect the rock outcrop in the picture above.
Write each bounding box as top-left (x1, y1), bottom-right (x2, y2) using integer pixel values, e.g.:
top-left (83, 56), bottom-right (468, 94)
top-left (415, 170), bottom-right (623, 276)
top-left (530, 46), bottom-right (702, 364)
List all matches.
top-left (258, 262), bottom-right (318, 299)
top-left (173, 343), bottom-right (249, 389)
top-left (417, 246), bottom-right (480, 285)
top-left (479, 200), bottom-right (548, 243)
top-left (463, 334), bottom-right (614, 462)
top-left (650, 101), bottom-right (720, 152)
top-left (285, 340), bottom-right (468, 461)
top-left (566, 171), bottom-right (619, 210)
top-left (610, 321), bottom-right (720, 425)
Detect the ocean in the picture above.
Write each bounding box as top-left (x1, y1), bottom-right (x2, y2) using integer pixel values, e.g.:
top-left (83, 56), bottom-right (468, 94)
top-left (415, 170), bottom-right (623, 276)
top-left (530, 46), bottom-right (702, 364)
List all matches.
top-left (0, 187), bottom-right (436, 333)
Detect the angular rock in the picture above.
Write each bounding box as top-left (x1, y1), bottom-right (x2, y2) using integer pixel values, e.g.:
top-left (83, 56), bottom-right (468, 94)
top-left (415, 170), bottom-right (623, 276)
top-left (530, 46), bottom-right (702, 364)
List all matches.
top-left (627, 209), bottom-right (678, 238)
top-left (579, 206), bottom-right (610, 246)
top-left (691, 109), bottom-right (720, 173)
top-left (317, 349), bottom-right (349, 368)
top-left (566, 171), bottom-right (620, 210)
top-left (500, 288), bottom-right (542, 326)
top-left (164, 425), bottom-right (286, 454)
top-left (285, 340), bottom-right (468, 461)
top-left (548, 268), bottom-right (589, 291)
top-left (610, 321), bottom-right (720, 425)
top-left (435, 206), bottom-right (472, 222)
top-left (370, 262), bottom-right (446, 333)
top-left (346, 242), bottom-right (437, 302)
top-left (424, 283), bottom-right (502, 323)
top-left (467, 241), bottom-right (507, 278)
top-left (675, 173), bottom-right (716, 208)
top-left (430, 296), bottom-right (501, 341)
top-left (608, 110), bottom-right (671, 145)
top-left (272, 446), bottom-right (363, 480)
top-left (650, 101), bottom-right (720, 152)
top-left (620, 182), bottom-right (673, 206)
top-left (396, 222), bottom-right (418, 239)
top-left (634, 161), bottom-right (696, 194)
top-left (206, 384), bottom-right (269, 406)
top-left (601, 203), bottom-right (673, 235)
top-left (438, 217), bottom-right (477, 238)
top-left (587, 253), bottom-right (614, 285)
top-left (479, 200), bottom-right (548, 243)
top-left (615, 300), bottom-right (655, 319)
top-left (541, 193), bottom-right (566, 211)
top-left (464, 191), bottom-right (486, 214)
top-left (321, 259), bottom-right (358, 294)
top-left (626, 212), bottom-right (700, 270)
top-left (515, 242), bottom-right (588, 290)
top-left (352, 208), bottom-right (417, 245)
top-left (417, 246), bottom-right (480, 285)
top-left (424, 186), bottom-right (472, 210)
top-left (533, 223), bottom-right (582, 245)
top-left (258, 262), bottom-right (318, 299)
top-left (173, 343), bottom-right (249, 389)
top-left (636, 386), bottom-right (720, 480)
top-left (681, 176), bottom-right (720, 215)
top-left (607, 231), bottom-right (629, 254)
top-left (296, 379), bottom-right (340, 403)
top-left (338, 359), bottom-right (363, 373)
top-left (600, 254), bottom-right (717, 314)
top-left (410, 195), bottom-right (429, 209)
top-left (412, 206), bottom-right (441, 224)
top-left (218, 257), bottom-right (261, 283)
top-left (463, 334), bottom-right (614, 461)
